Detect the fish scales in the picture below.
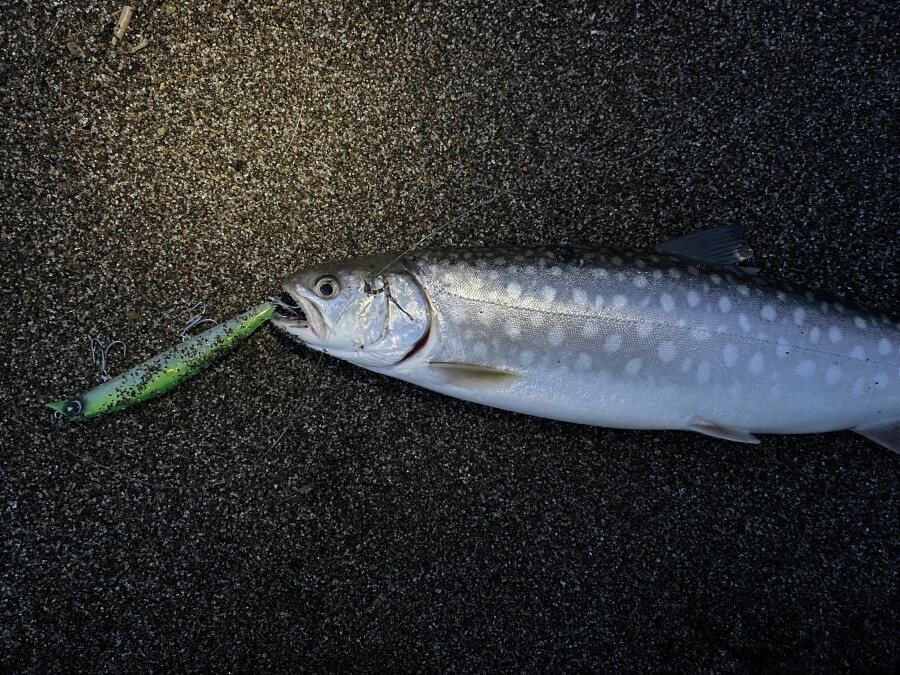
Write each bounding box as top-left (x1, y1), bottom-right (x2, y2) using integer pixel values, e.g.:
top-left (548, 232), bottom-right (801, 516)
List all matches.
top-left (402, 246), bottom-right (899, 434)
top-left (271, 226), bottom-right (900, 451)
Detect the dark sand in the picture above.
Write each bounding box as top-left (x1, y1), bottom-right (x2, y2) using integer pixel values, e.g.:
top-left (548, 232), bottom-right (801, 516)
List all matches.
top-left (2, 1), bottom-right (898, 671)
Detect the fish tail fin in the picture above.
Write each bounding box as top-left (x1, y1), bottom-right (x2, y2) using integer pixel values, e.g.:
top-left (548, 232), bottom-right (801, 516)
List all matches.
top-left (853, 418), bottom-right (900, 453)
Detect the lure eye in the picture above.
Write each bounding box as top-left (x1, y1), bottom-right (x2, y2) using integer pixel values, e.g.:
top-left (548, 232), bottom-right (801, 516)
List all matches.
top-left (65, 399), bottom-right (83, 416)
top-left (314, 276), bottom-right (340, 299)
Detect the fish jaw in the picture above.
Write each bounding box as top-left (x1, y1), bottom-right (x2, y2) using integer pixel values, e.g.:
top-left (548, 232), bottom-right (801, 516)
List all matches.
top-left (270, 289), bottom-right (327, 344)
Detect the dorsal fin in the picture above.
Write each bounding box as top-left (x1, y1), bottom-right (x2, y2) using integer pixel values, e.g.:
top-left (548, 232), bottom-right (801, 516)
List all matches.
top-left (655, 224), bottom-right (755, 270)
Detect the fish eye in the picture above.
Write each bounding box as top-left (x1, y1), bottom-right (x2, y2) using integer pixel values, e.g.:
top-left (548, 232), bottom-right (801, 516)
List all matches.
top-left (313, 276), bottom-right (340, 299)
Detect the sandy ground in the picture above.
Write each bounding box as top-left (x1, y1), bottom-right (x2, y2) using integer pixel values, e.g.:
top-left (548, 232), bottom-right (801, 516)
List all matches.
top-left (2, 1), bottom-right (898, 671)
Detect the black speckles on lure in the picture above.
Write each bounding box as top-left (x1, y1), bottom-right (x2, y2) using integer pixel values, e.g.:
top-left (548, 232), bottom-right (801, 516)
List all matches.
top-left (46, 302), bottom-right (275, 421)
top-left (271, 225), bottom-right (900, 452)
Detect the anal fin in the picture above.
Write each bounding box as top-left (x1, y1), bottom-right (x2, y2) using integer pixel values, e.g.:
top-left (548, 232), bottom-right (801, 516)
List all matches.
top-left (687, 417), bottom-right (760, 444)
top-left (429, 361), bottom-right (521, 388)
top-left (853, 419), bottom-right (900, 453)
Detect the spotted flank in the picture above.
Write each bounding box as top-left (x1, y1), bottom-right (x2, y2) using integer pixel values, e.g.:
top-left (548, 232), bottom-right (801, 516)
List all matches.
top-left (271, 225), bottom-right (900, 453)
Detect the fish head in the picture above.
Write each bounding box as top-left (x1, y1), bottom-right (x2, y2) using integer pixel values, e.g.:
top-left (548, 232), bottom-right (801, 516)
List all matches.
top-left (271, 255), bottom-right (430, 368)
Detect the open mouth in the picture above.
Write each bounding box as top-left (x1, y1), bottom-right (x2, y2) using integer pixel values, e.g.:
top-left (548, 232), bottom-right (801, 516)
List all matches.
top-left (270, 290), bottom-right (324, 339)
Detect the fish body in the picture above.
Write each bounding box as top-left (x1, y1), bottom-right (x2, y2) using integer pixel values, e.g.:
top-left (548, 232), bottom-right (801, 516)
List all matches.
top-left (272, 226), bottom-right (900, 452)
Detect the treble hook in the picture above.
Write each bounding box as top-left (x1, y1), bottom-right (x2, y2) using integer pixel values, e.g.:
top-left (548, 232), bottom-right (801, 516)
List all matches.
top-left (177, 301), bottom-right (218, 341)
top-left (266, 295), bottom-right (304, 315)
top-left (90, 337), bottom-right (127, 382)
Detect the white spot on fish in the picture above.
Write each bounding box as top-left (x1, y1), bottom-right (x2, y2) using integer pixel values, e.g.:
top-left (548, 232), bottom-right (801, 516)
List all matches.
top-left (540, 286), bottom-right (557, 302)
top-left (687, 290), bottom-right (701, 308)
top-left (690, 327), bottom-right (711, 341)
top-left (660, 293), bottom-right (675, 312)
top-left (850, 345), bottom-right (866, 360)
top-left (591, 268), bottom-right (609, 280)
top-left (572, 288), bottom-right (589, 305)
top-left (820, 301), bottom-right (830, 314)
top-left (504, 319), bottom-right (522, 338)
top-left (637, 321), bottom-right (654, 337)
top-left (804, 291), bottom-right (816, 301)
top-left (687, 265), bottom-right (700, 276)
top-left (834, 302), bottom-right (845, 313)
top-left (652, 269), bottom-right (664, 281)
top-left (658, 341), bottom-right (677, 363)
top-left (615, 272), bottom-right (627, 283)
top-left (828, 326), bottom-right (842, 343)
top-left (851, 377), bottom-right (866, 397)
top-left (776, 291), bottom-right (787, 301)
top-left (594, 295), bottom-right (605, 309)
top-left (793, 308), bottom-right (805, 326)
top-left (548, 327), bottom-right (565, 346)
top-left (776, 337), bottom-right (791, 359)
top-left (520, 349), bottom-right (536, 366)
top-left (709, 273), bottom-right (721, 284)
top-left (506, 282), bottom-right (522, 300)
top-left (576, 353), bottom-right (593, 370)
top-left (625, 358), bottom-right (642, 375)
top-left (809, 327), bottom-right (821, 344)
top-left (826, 365), bottom-right (842, 384)
top-left (633, 276), bottom-right (648, 289)
top-left (761, 305), bottom-right (777, 321)
top-left (604, 334), bottom-right (623, 353)
top-left (550, 267), bottom-right (562, 277)
top-left (718, 296), bottom-right (732, 313)
top-left (668, 268), bottom-right (681, 279)
top-left (723, 344), bottom-right (738, 368)
top-left (878, 338), bottom-right (893, 356)
top-left (749, 353), bottom-right (764, 375)
top-left (612, 295), bottom-right (628, 310)
top-left (738, 314), bottom-right (752, 333)
top-left (854, 317), bottom-right (868, 330)
top-left (737, 285), bottom-right (750, 297)
top-left (681, 357), bottom-right (693, 374)
top-left (873, 373), bottom-right (888, 389)
top-left (635, 258), bottom-right (648, 269)
top-left (582, 322), bottom-right (600, 338)
top-left (697, 361), bottom-right (711, 384)
top-left (795, 360), bottom-right (816, 378)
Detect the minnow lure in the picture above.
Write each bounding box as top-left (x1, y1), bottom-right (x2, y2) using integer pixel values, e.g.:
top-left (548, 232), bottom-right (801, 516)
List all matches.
top-left (46, 301), bottom-right (275, 421)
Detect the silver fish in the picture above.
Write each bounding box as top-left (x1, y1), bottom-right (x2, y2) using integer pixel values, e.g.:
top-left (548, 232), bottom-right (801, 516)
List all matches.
top-left (271, 225), bottom-right (900, 452)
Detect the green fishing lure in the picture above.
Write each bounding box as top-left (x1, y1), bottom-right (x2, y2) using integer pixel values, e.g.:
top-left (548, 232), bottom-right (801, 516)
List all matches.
top-left (46, 301), bottom-right (275, 421)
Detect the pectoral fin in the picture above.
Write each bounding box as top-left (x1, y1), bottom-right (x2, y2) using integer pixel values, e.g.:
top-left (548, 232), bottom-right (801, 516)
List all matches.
top-left (429, 361), bottom-right (521, 387)
top-left (853, 419), bottom-right (900, 453)
top-left (687, 417), bottom-right (760, 444)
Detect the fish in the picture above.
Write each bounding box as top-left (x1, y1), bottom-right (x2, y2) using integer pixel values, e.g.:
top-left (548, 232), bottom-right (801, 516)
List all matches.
top-left (271, 225), bottom-right (900, 453)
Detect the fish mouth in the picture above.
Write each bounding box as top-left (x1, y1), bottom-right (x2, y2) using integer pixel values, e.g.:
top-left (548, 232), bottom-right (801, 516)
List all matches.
top-left (270, 290), bottom-right (325, 340)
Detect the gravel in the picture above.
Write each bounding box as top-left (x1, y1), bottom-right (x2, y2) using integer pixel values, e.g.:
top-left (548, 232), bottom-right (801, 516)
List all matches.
top-left (2, 1), bottom-right (898, 671)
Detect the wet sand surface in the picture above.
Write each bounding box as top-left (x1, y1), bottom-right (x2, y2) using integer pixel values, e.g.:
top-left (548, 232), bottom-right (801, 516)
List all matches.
top-left (2, 1), bottom-right (898, 671)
